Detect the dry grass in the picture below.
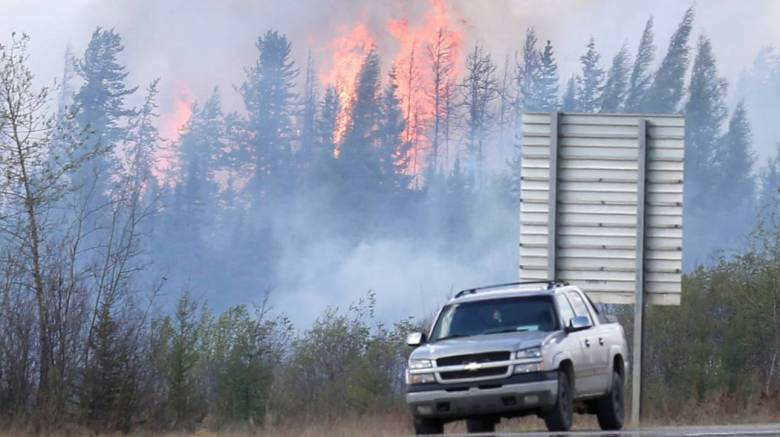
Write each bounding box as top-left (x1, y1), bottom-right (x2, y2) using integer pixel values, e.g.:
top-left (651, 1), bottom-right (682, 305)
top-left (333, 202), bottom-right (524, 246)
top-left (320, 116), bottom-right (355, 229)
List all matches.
top-left (3, 399), bottom-right (780, 437)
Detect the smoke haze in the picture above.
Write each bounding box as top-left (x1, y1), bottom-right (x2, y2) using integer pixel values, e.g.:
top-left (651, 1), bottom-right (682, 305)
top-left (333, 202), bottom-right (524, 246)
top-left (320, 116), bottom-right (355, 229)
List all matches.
top-left (2, 0), bottom-right (779, 326)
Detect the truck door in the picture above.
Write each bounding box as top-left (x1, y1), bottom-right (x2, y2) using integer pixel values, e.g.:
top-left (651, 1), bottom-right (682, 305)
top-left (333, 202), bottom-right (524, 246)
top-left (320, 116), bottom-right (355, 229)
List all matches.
top-left (582, 291), bottom-right (614, 393)
top-left (554, 294), bottom-right (590, 397)
top-left (566, 291), bottom-right (604, 395)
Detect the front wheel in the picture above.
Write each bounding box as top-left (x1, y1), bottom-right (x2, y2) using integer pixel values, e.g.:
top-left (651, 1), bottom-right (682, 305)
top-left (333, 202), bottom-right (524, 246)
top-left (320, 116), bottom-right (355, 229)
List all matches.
top-left (596, 369), bottom-right (625, 430)
top-left (466, 417), bottom-right (496, 433)
top-left (414, 417), bottom-right (443, 435)
top-left (544, 369), bottom-right (573, 431)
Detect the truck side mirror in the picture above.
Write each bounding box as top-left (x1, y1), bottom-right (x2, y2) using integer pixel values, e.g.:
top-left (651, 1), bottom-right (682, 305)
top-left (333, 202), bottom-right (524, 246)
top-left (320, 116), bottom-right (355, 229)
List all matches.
top-left (407, 331), bottom-right (426, 347)
top-left (565, 316), bottom-right (592, 333)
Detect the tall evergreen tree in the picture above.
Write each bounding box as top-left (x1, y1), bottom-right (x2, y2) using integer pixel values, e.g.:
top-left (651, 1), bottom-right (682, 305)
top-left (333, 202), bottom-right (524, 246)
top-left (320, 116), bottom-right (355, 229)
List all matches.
top-left (684, 35), bottom-right (728, 208)
top-left (536, 40), bottom-right (560, 111)
top-left (461, 44), bottom-right (497, 185)
top-left (716, 101), bottom-right (755, 208)
top-left (174, 90), bottom-right (224, 239)
top-left (644, 7), bottom-right (694, 113)
top-left (576, 37), bottom-right (605, 113)
top-left (300, 50), bottom-right (318, 160)
top-left (73, 27), bottom-right (138, 198)
top-left (377, 67), bottom-right (411, 193)
top-left (240, 30), bottom-right (298, 200)
top-left (601, 44), bottom-right (630, 113)
top-left (625, 17), bottom-right (655, 112)
top-left (341, 49), bottom-right (381, 162)
top-left (561, 75), bottom-right (578, 111)
top-left (125, 79), bottom-right (162, 212)
top-left (56, 45), bottom-right (76, 123)
top-left (517, 28), bottom-right (540, 111)
top-left (427, 27), bottom-right (456, 174)
top-left (316, 86), bottom-right (339, 155)
top-left (759, 143), bottom-right (780, 210)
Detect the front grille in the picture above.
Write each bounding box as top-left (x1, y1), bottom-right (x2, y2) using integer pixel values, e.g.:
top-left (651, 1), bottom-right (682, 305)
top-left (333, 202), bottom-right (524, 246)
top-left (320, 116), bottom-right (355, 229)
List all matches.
top-left (439, 366), bottom-right (509, 380)
top-left (436, 351), bottom-right (511, 367)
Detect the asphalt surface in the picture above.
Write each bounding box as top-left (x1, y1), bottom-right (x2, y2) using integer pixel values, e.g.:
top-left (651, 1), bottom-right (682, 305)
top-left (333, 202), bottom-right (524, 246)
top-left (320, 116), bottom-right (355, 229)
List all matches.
top-left (418, 424), bottom-right (780, 436)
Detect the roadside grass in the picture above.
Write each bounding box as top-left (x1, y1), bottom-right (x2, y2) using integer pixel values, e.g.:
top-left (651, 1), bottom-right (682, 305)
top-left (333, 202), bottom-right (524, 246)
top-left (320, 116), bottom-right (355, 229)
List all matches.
top-left (2, 397), bottom-right (780, 436)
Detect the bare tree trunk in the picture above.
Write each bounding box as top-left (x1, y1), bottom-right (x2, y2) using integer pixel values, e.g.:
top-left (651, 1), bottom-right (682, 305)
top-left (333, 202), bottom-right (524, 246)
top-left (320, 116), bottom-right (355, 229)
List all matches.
top-left (8, 75), bottom-right (51, 422)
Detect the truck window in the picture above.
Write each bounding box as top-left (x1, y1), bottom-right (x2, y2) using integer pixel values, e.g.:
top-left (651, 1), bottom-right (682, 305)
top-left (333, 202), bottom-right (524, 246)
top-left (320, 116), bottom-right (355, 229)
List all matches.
top-left (429, 295), bottom-right (559, 341)
top-left (567, 291), bottom-right (592, 324)
top-left (555, 294), bottom-right (576, 328)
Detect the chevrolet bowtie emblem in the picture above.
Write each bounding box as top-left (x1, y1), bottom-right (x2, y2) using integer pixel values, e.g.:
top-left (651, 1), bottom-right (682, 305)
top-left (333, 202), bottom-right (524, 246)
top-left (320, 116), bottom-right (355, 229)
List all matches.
top-left (464, 362), bottom-right (482, 371)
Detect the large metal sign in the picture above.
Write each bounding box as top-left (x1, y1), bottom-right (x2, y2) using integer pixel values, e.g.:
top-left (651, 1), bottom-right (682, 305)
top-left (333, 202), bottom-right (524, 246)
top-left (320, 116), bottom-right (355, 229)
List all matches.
top-left (518, 112), bottom-right (685, 425)
top-left (519, 112), bottom-right (684, 305)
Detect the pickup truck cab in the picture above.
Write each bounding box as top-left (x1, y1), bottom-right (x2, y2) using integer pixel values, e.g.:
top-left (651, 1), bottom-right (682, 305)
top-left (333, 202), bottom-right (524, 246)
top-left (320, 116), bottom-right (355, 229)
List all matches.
top-left (404, 281), bottom-right (628, 434)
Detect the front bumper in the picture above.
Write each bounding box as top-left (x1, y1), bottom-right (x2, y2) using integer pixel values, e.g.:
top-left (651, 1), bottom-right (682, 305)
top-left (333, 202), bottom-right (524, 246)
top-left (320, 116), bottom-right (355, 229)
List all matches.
top-left (405, 371), bottom-right (558, 420)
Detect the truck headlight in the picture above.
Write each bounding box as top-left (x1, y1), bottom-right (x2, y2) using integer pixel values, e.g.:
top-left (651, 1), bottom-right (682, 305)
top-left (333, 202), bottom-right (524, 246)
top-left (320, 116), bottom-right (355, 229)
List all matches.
top-left (514, 362), bottom-right (543, 373)
top-left (405, 370), bottom-right (436, 385)
top-left (514, 347), bottom-right (543, 373)
top-left (515, 347), bottom-right (542, 359)
top-left (408, 359), bottom-right (432, 370)
top-left (405, 359), bottom-right (435, 385)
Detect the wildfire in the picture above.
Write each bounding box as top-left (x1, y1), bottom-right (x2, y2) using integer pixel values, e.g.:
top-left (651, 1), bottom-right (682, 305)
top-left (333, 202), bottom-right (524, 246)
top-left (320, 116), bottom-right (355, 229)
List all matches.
top-left (320, 24), bottom-right (376, 146)
top-left (162, 83), bottom-right (194, 143)
top-left (155, 82), bottom-right (193, 185)
top-left (388, 0), bottom-right (463, 176)
top-left (319, 0), bottom-right (464, 177)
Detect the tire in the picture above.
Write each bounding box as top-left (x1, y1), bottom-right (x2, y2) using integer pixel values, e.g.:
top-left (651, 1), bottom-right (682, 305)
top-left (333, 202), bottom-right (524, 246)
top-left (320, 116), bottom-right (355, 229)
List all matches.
top-left (466, 417), bottom-right (496, 433)
top-left (597, 369), bottom-right (625, 430)
top-left (414, 417), bottom-right (444, 435)
top-left (544, 369), bottom-right (573, 432)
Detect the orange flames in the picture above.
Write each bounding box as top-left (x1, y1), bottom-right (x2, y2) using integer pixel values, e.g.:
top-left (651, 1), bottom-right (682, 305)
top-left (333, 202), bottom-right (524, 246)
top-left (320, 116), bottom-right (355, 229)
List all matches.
top-left (156, 83), bottom-right (194, 184)
top-left (320, 0), bottom-right (463, 177)
top-left (162, 83), bottom-right (194, 143)
top-left (388, 0), bottom-right (462, 176)
top-left (320, 24), bottom-right (376, 147)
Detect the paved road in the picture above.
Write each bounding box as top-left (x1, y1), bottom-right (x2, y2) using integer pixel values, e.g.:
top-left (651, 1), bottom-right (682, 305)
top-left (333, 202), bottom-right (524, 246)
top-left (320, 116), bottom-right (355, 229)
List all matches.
top-left (416, 423), bottom-right (780, 436)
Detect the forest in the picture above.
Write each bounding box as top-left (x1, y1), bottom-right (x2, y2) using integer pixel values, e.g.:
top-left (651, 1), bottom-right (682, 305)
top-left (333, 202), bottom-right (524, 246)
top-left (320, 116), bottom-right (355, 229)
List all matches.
top-left (1, 3), bottom-right (780, 433)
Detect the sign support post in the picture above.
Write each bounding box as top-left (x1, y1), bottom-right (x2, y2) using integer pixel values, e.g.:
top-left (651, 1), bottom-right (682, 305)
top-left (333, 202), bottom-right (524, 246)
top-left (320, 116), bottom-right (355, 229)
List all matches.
top-left (631, 119), bottom-right (648, 426)
top-left (547, 112), bottom-right (560, 280)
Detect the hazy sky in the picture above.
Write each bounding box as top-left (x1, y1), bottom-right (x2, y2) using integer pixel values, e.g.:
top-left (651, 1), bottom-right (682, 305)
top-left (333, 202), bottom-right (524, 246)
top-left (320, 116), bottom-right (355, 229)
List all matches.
top-left (1, 0), bottom-right (778, 149)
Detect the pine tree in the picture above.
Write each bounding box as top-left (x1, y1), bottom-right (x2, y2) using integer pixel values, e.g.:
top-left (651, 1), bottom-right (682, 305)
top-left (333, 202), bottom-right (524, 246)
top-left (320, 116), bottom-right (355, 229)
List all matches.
top-left (300, 50), bottom-right (318, 160)
top-left (377, 67), bottom-right (411, 193)
top-left (576, 37), bottom-right (605, 113)
top-left (56, 45), bottom-right (76, 123)
top-left (517, 28), bottom-right (540, 111)
top-left (427, 28), bottom-right (456, 174)
top-left (684, 35), bottom-right (728, 208)
top-left (341, 49), bottom-right (381, 162)
top-left (759, 144), bottom-right (780, 210)
top-left (316, 86), bottom-right (339, 155)
top-left (240, 30), bottom-right (299, 200)
top-left (561, 75), bottom-right (578, 111)
top-left (644, 7), bottom-right (694, 113)
top-left (716, 101), bottom-right (755, 208)
top-left (461, 44), bottom-right (497, 185)
top-left (601, 44), bottom-right (630, 112)
top-left (625, 17), bottom-right (655, 112)
top-left (536, 40), bottom-right (560, 111)
top-left (175, 90), bottom-right (224, 238)
top-left (125, 79), bottom-right (162, 200)
top-left (73, 27), bottom-right (138, 199)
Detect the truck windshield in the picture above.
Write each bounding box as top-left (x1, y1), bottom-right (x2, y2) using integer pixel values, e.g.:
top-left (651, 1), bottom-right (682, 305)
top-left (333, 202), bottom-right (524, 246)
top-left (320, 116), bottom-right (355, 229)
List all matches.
top-left (430, 295), bottom-right (559, 341)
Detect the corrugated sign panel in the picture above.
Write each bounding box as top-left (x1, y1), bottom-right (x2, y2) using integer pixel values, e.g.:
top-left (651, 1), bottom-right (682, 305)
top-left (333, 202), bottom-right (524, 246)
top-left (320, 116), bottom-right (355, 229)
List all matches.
top-left (519, 112), bottom-right (684, 306)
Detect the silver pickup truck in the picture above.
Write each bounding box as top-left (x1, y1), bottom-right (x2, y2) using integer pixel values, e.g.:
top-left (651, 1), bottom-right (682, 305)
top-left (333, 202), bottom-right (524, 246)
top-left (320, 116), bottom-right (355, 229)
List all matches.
top-left (404, 281), bottom-right (629, 434)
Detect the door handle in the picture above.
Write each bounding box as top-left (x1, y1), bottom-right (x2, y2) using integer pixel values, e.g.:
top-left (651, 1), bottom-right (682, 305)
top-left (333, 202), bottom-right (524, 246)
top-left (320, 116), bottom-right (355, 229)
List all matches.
top-left (584, 339), bottom-right (591, 347)
top-left (599, 337), bottom-right (605, 346)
